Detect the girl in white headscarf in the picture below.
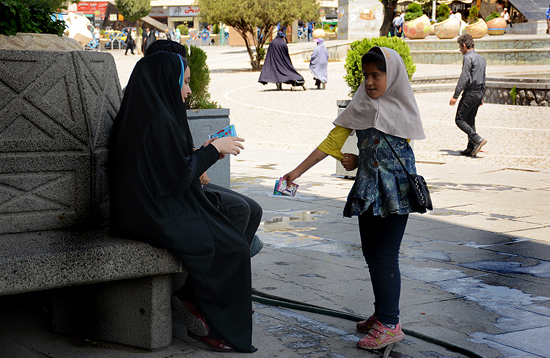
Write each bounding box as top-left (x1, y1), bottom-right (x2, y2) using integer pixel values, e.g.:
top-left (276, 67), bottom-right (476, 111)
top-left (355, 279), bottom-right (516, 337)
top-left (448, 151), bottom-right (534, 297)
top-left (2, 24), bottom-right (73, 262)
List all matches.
top-left (283, 47), bottom-right (425, 351)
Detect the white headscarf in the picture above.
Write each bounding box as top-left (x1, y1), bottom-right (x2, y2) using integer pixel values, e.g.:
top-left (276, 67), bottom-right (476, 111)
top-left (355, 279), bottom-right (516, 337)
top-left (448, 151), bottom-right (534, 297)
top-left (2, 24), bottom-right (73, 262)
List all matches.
top-left (333, 47), bottom-right (425, 140)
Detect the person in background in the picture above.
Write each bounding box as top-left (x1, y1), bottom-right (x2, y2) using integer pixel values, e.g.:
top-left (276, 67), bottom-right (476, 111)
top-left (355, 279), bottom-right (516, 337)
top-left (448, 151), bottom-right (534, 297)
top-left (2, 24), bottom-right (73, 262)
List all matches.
top-left (142, 27), bottom-right (156, 53)
top-left (391, 13), bottom-right (400, 37)
top-left (258, 31), bottom-right (305, 90)
top-left (124, 29), bottom-right (136, 55)
top-left (309, 37), bottom-right (329, 89)
top-left (307, 21), bottom-right (313, 42)
top-left (546, 5), bottom-right (550, 34)
top-left (449, 34), bottom-right (487, 157)
top-left (93, 26), bottom-right (100, 50)
top-left (501, 8), bottom-right (512, 32)
top-left (282, 46), bottom-right (426, 352)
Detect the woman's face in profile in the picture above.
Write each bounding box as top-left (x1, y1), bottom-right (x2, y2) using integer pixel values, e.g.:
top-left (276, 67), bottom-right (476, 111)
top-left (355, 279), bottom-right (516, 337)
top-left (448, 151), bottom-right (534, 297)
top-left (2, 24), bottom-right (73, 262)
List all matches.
top-left (181, 66), bottom-right (191, 102)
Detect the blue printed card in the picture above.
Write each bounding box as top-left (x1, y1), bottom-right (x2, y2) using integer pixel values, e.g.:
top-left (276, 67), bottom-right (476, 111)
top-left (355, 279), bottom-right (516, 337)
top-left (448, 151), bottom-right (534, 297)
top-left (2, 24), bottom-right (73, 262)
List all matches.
top-left (274, 178), bottom-right (299, 197)
top-left (209, 124), bottom-right (237, 140)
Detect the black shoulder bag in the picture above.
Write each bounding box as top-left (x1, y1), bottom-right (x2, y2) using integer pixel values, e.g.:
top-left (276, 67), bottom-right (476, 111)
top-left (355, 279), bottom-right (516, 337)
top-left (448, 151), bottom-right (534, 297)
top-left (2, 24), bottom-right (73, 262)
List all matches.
top-left (382, 134), bottom-right (433, 213)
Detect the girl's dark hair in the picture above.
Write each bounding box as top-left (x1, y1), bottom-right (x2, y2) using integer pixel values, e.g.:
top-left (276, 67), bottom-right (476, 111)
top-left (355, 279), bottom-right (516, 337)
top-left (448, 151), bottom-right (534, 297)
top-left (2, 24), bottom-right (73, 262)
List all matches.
top-left (361, 47), bottom-right (386, 73)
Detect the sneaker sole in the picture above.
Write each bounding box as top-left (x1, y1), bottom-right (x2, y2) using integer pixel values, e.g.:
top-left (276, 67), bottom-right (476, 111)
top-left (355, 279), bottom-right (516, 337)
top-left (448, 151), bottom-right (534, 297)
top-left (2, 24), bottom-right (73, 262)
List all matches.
top-left (172, 296), bottom-right (209, 337)
top-left (357, 332), bottom-right (405, 350)
top-left (471, 139), bottom-right (487, 157)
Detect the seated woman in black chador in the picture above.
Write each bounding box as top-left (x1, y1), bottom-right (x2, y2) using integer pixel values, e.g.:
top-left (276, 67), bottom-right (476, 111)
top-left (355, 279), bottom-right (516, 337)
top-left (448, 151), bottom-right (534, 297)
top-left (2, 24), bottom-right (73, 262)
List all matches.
top-left (109, 51), bottom-right (255, 353)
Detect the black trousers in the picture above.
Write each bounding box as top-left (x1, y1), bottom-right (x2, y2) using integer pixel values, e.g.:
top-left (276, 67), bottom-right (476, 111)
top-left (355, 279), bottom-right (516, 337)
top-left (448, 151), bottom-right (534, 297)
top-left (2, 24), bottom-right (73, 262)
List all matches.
top-left (204, 183), bottom-right (262, 246)
top-left (359, 206), bottom-right (409, 325)
top-left (455, 89), bottom-right (484, 149)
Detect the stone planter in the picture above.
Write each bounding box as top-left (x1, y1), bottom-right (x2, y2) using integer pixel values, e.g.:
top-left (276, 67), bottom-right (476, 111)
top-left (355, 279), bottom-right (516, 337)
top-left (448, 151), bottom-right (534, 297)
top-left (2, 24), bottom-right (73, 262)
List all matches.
top-left (434, 17), bottom-right (460, 39)
top-left (465, 19), bottom-right (488, 38)
top-left (403, 15), bottom-right (431, 39)
top-left (486, 17), bottom-right (506, 35)
top-left (186, 108), bottom-right (231, 188)
top-left (0, 33), bottom-right (83, 51)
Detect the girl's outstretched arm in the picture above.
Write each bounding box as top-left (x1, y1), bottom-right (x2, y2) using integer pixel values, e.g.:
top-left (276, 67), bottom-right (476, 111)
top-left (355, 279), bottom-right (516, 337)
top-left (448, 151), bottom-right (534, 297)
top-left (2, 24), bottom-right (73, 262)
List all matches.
top-left (283, 148), bottom-right (328, 186)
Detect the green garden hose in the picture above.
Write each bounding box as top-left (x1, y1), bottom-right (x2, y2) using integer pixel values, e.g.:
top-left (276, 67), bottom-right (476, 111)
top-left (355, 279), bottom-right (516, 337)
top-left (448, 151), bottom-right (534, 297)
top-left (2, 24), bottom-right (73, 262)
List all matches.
top-left (252, 288), bottom-right (485, 358)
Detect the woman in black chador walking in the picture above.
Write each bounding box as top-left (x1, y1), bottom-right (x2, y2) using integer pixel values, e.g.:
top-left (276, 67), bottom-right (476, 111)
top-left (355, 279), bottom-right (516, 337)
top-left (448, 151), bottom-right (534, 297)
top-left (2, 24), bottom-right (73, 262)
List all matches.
top-left (258, 31), bottom-right (305, 90)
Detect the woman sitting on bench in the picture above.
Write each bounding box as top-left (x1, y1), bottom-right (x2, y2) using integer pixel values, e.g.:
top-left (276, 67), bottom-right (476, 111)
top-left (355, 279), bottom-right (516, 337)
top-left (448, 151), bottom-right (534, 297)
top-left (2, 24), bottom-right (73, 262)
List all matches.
top-left (109, 51), bottom-right (255, 353)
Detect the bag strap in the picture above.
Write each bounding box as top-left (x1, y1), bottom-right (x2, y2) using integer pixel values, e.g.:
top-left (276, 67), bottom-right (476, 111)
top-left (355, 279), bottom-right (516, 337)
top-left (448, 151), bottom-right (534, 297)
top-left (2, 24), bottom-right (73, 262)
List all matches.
top-left (381, 133), bottom-right (410, 176)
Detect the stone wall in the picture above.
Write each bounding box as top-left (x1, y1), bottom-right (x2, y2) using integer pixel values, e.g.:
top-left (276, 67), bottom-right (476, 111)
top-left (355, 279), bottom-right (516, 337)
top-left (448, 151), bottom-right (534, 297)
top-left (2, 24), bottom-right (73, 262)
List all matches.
top-left (0, 49), bottom-right (121, 234)
top-left (484, 79), bottom-right (550, 106)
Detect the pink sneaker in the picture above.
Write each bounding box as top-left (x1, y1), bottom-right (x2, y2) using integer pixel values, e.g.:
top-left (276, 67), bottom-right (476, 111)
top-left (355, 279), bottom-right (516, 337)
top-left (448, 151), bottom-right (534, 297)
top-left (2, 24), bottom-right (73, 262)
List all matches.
top-left (357, 321), bottom-right (405, 350)
top-left (356, 314), bottom-right (378, 333)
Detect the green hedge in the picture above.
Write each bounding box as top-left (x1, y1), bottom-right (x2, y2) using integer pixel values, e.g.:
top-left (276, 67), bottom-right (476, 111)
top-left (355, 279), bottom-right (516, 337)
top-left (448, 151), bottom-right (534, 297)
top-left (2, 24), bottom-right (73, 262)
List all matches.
top-left (184, 45), bottom-right (220, 109)
top-left (0, 0), bottom-right (66, 36)
top-left (344, 37), bottom-right (416, 96)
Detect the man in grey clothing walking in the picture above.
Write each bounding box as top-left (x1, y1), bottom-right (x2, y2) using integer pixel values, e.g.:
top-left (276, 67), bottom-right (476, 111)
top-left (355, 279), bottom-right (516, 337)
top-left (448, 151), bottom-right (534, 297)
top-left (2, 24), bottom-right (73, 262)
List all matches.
top-left (449, 34), bottom-right (487, 157)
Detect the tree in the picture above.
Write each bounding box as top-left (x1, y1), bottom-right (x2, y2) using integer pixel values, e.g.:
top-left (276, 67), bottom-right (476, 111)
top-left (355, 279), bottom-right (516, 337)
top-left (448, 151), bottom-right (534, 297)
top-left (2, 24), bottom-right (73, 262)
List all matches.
top-left (379, 0), bottom-right (399, 37)
top-left (115, 0), bottom-right (151, 53)
top-left (198, 0), bottom-right (320, 70)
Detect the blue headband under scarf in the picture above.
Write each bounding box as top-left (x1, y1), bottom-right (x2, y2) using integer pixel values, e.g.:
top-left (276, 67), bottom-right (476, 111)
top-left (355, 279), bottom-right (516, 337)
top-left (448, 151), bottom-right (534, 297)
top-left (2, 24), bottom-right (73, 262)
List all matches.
top-left (177, 54), bottom-right (185, 90)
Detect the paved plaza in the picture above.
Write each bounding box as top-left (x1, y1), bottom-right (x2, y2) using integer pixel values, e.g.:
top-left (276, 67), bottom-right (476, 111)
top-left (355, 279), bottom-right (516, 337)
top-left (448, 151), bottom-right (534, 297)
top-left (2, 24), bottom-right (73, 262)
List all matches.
top-left (2, 41), bottom-right (550, 358)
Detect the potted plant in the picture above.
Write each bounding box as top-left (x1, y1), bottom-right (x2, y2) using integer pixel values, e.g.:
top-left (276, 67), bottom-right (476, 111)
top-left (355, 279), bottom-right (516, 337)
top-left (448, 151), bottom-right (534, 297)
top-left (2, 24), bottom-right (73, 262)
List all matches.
top-left (434, 3), bottom-right (459, 39)
top-left (403, 3), bottom-right (431, 39)
top-left (465, 6), bottom-right (488, 38)
top-left (0, 0), bottom-right (82, 51)
top-left (344, 37), bottom-right (416, 96)
top-left (485, 11), bottom-right (506, 35)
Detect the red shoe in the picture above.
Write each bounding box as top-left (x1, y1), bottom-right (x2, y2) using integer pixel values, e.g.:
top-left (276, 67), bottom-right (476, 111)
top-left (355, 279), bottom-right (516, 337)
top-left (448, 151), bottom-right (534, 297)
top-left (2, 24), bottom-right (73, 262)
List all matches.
top-left (357, 321), bottom-right (405, 350)
top-left (188, 331), bottom-right (235, 352)
top-left (172, 296), bottom-right (209, 336)
top-left (356, 314), bottom-right (378, 334)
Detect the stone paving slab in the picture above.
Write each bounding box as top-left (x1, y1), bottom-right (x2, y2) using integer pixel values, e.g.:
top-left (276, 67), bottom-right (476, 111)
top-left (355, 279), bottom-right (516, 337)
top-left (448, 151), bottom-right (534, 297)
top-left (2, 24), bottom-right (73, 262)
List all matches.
top-left (2, 46), bottom-right (550, 358)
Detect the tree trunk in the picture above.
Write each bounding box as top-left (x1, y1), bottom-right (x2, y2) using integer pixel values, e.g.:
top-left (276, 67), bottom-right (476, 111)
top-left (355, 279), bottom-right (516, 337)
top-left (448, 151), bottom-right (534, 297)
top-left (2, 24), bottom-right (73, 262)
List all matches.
top-left (380, 2), bottom-right (397, 37)
top-left (136, 20), bottom-right (143, 55)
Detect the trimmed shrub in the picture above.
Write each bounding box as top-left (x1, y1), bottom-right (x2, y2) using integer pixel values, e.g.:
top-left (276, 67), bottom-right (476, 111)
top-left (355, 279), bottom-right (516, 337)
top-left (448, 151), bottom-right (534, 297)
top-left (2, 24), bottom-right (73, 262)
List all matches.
top-left (344, 37), bottom-right (416, 96)
top-left (436, 3), bottom-right (450, 23)
top-left (212, 23), bottom-right (219, 34)
top-left (468, 6), bottom-right (480, 23)
top-left (184, 45), bottom-right (220, 109)
top-left (177, 24), bottom-right (189, 35)
top-left (0, 0), bottom-right (66, 36)
top-left (404, 2), bottom-right (423, 21)
top-left (484, 11), bottom-right (500, 22)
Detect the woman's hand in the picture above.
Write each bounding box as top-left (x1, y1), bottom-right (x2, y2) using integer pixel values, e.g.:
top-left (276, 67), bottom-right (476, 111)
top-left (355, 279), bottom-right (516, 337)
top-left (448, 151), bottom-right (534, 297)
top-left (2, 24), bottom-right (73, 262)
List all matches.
top-left (341, 153), bottom-right (358, 171)
top-left (199, 172), bottom-right (210, 185)
top-left (210, 136), bottom-right (245, 156)
top-left (203, 138), bottom-right (226, 159)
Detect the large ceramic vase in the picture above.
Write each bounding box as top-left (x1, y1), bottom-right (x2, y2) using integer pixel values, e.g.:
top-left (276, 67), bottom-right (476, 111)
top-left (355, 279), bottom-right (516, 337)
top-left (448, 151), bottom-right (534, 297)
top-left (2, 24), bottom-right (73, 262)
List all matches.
top-left (465, 19), bottom-right (488, 38)
top-left (434, 17), bottom-right (460, 39)
top-left (403, 14), bottom-right (431, 39)
top-left (486, 17), bottom-right (506, 35)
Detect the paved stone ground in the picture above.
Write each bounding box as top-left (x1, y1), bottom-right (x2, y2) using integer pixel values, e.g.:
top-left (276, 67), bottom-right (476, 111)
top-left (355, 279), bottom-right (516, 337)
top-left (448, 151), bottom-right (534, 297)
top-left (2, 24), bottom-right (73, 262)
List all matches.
top-left (2, 44), bottom-right (549, 358)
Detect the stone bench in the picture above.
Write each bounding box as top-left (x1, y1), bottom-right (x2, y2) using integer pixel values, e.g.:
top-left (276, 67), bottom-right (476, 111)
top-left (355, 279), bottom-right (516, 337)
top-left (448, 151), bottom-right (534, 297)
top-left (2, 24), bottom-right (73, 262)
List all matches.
top-left (0, 46), bottom-right (230, 349)
top-left (0, 229), bottom-right (183, 349)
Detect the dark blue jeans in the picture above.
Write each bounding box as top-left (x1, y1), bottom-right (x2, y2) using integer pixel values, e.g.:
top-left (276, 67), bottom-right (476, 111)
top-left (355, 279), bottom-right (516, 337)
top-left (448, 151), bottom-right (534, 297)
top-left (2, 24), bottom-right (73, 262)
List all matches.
top-left (359, 206), bottom-right (408, 325)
